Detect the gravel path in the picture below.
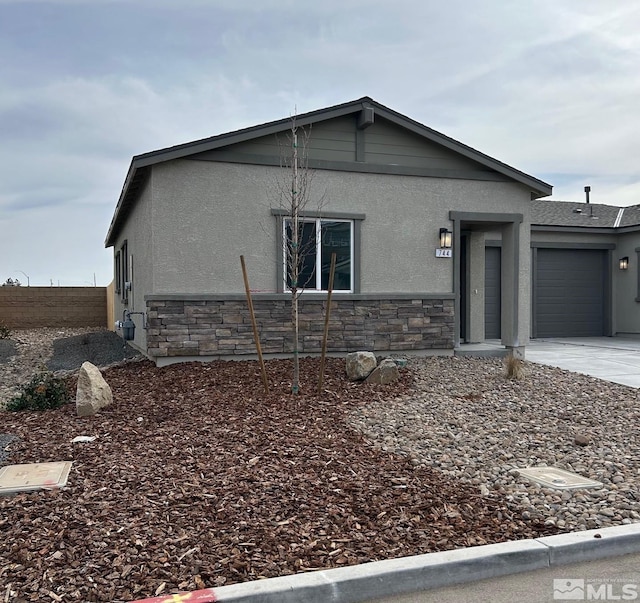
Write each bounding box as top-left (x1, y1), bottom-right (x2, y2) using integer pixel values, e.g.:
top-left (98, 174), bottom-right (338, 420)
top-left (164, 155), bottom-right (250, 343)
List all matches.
top-left (348, 356), bottom-right (640, 532)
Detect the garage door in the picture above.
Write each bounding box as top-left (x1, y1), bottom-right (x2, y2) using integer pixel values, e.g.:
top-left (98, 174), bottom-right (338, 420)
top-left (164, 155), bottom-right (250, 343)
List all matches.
top-left (484, 247), bottom-right (501, 339)
top-left (534, 248), bottom-right (607, 337)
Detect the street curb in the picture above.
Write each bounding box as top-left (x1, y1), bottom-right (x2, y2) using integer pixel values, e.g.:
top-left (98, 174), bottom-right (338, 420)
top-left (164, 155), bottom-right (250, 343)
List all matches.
top-left (133, 523), bottom-right (640, 602)
top-left (537, 523), bottom-right (640, 565)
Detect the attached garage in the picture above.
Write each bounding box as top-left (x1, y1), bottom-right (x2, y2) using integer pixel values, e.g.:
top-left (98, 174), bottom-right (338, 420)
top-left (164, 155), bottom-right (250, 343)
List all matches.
top-left (532, 246), bottom-right (612, 338)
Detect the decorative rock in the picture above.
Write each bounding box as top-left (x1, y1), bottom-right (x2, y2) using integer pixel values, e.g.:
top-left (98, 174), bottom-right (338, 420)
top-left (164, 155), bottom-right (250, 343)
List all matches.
top-left (574, 433), bottom-right (591, 447)
top-left (365, 359), bottom-right (400, 385)
top-left (345, 351), bottom-right (377, 381)
top-left (347, 356), bottom-right (640, 533)
top-left (76, 361), bottom-right (113, 417)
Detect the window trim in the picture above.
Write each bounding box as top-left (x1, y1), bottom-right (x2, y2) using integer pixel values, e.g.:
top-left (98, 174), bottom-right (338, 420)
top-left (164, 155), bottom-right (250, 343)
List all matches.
top-left (271, 209), bottom-right (364, 294)
top-left (283, 217), bottom-right (354, 293)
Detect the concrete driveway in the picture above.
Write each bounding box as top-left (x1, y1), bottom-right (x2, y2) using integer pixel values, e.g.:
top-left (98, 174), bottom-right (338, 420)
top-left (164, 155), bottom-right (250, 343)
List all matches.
top-left (525, 336), bottom-right (640, 388)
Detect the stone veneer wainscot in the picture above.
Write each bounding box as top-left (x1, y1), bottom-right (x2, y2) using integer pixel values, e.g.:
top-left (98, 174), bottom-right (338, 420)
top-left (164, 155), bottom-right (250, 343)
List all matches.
top-left (145, 295), bottom-right (454, 358)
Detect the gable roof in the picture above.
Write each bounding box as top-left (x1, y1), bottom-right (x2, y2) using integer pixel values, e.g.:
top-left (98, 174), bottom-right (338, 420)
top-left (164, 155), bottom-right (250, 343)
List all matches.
top-left (531, 200), bottom-right (640, 230)
top-left (106, 96), bottom-right (552, 247)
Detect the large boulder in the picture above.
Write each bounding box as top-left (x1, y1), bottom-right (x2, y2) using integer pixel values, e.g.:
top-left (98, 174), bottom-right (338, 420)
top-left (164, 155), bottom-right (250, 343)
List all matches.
top-left (365, 358), bottom-right (400, 385)
top-left (76, 361), bottom-right (113, 417)
top-left (345, 351), bottom-right (377, 381)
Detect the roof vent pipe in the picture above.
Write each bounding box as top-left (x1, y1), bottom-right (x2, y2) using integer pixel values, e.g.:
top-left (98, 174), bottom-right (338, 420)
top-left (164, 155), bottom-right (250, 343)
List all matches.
top-left (584, 186), bottom-right (591, 204)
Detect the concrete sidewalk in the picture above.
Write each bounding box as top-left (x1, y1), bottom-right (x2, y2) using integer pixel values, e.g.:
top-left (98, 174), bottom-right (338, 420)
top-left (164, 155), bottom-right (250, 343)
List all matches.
top-left (526, 336), bottom-right (640, 388)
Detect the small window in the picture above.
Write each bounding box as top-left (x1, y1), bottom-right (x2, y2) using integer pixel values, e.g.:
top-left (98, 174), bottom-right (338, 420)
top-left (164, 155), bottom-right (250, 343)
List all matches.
top-left (114, 251), bottom-right (121, 294)
top-left (120, 240), bottom-right (128, 303)
top-left (283, 218), bottom-right (353, 292)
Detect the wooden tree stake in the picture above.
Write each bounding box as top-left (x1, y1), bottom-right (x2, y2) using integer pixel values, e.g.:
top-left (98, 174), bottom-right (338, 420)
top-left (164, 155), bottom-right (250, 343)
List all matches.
top-left (240, 255), bottom-right (269, 395)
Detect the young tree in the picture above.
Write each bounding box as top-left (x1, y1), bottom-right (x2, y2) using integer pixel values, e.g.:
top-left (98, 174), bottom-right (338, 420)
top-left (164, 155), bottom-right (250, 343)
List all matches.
top-left (276, 116), bottom-right (324, 393)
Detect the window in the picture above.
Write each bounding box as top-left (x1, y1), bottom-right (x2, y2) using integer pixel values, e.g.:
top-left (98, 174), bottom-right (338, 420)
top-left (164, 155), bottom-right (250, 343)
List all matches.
top-left (120, 240), bottom-right (129, 303)
top-left (114, 251), bottom-right (121, 294)
top-left (284, 218), bottom-right (353, 292)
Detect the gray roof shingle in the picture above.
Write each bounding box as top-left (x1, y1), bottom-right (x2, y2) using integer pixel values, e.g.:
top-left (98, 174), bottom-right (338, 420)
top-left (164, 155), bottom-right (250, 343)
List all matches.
top-left (619, 204), bottom-right (640, 228)
top-left (531, 200), bottom-right (640, 229)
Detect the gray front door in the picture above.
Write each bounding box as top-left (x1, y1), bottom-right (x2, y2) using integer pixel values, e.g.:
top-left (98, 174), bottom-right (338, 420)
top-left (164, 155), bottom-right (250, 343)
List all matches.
top-left (484, 246), bottom-right (501, 339)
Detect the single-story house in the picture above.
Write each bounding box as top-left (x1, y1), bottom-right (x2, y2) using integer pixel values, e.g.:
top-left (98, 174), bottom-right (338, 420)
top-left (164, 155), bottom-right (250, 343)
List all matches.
top-left (105, 97), bottom-right (640, 365)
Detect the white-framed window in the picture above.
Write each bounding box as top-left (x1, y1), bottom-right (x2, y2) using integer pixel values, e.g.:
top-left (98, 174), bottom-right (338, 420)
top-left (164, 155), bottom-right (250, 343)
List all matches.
top-left (283, 218), bottom-right (354, 292)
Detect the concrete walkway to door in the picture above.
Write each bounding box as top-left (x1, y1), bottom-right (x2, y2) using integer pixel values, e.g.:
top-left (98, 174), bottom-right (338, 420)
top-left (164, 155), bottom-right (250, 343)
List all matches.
top-left (525, 336), bottom-right (640, 388)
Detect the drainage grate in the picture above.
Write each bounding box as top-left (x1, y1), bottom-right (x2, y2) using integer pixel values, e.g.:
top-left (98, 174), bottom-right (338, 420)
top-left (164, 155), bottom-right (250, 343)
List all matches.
top-left (519, 466), bottom-right (602, 490)
top-left (0, 461), bottom-right (73, 495)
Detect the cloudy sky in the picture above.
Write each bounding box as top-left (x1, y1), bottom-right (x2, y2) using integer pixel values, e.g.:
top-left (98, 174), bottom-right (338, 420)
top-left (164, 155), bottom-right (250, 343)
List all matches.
top-left (1, 0), bottom-right (639, 286)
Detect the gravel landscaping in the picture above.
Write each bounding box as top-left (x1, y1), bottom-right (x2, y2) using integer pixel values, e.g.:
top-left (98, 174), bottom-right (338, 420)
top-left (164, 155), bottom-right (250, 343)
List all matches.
top-left (47, 331), bottom-right (141, 372)
top-left (349, 356), bottom-right (640, 532)
top-left (0, 331), bottom-right (639, 601)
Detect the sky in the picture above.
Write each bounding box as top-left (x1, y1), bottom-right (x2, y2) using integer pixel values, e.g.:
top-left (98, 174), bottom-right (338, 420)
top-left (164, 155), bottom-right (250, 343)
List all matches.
top-left (1, 0), bottom-right (640, 286)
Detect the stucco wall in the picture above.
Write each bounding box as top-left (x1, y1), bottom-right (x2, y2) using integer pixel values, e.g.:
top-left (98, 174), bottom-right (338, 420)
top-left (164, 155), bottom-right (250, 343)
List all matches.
top-left (111, 174), bottom-right (154, 353)
top-left (615, 231), bottom-right (640, 334)
top-left (530, 230), bottom-right (618, 245)
top-left (150, 159), bottom-right (532, 298)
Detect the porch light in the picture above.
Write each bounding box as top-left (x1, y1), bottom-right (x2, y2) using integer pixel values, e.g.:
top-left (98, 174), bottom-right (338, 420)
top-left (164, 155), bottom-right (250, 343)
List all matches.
top-left (619, 257), bottom-right (629, 270)
top-left (439, 228), bottom-right (452, 249)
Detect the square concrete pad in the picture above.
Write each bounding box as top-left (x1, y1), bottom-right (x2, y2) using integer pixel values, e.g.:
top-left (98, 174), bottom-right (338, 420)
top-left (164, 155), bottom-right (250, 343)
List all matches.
top-left (0, 461), bottom-right (73, 494)
top-left (519, 466), bottom-right (602, 490)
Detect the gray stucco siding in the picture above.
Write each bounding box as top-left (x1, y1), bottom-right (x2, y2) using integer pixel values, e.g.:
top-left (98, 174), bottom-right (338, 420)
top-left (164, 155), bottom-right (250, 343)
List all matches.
top-left (150, 160), bottom-right (531, 298)
top-left (151, 160), bottom-right (278, 295)
top-left (614, 231), bottom-right (640, 334)
top-left (530, 231), bottom-right (618, 246)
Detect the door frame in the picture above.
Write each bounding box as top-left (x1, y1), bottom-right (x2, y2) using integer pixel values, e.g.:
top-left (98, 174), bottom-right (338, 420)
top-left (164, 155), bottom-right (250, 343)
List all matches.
top-left (450, 211), bottom-right (524, 350)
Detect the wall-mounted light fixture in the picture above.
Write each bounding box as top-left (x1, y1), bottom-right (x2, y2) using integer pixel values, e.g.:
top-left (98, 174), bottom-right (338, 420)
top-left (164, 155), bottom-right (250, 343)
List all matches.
top-left (619, 257), bottom-right (629, 270)
top-left (439, 228), bottom-right (452, 249)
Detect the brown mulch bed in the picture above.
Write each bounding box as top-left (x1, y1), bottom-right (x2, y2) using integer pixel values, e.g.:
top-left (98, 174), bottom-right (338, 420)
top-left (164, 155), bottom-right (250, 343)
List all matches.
top-left (1, 358), bottom-right (557, 602)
